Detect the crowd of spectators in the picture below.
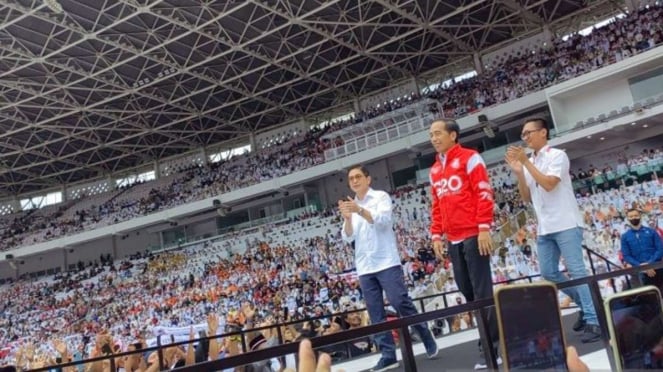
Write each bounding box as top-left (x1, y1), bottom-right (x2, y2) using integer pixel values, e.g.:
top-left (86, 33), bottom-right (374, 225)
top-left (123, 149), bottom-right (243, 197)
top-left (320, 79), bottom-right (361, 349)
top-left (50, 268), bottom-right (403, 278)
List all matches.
top-left (430, 4), bottom-right (662, 117)
top-left (0, 6), bottom-right (662, 370)
top-left (0, 172), bottom-right (509, 367)
top-left (0, 4), bottom-right (661, 252)
top-left (571, 148), bottom-right (663, 182)
top-left (1, 153), bottom-right (661, 369)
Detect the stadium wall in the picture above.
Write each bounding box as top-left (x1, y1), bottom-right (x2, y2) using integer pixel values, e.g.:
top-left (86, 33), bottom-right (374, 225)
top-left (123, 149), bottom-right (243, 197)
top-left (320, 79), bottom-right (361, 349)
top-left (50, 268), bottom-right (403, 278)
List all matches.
top-left (569, 136), bottom-right (663, 171)
top-left (547, 45), bottom-right (663, 131)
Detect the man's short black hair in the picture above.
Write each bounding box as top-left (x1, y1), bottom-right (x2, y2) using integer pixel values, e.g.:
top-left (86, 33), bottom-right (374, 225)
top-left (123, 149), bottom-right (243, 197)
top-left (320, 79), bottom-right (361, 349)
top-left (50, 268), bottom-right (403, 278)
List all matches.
top-left (524, 117), bottom-right (550, 139)
top-left (347, 164), bottom-right (369, 176)
top-left (431, 118), bottom-right (460, 143)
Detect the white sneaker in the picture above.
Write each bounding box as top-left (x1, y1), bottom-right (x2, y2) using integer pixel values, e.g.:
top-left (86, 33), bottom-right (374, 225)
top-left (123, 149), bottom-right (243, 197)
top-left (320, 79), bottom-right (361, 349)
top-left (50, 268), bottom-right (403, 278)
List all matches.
top-left (474, 356), bottom-right (502, 370)
top-left (426, 344), bottom-right (439, 359)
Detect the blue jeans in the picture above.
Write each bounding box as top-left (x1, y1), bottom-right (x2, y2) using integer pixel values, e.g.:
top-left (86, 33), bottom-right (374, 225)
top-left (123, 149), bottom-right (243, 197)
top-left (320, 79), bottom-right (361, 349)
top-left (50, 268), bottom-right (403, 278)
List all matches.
top-left (358, 265), bottom-right (437, 361)
top-left (536, 227), bottom-right (598, 325)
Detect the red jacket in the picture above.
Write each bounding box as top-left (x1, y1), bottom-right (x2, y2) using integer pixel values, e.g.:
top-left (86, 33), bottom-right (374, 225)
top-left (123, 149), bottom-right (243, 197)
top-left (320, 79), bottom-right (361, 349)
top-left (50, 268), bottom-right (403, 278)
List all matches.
top-left (430, 143), bottom-right (494, 242)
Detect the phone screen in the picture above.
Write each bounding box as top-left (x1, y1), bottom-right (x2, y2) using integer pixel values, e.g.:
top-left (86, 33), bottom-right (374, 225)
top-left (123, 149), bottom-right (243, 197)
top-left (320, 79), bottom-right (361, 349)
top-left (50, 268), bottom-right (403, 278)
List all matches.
top-left (609, 290), bottom-right (663, 369)
top-left (498, 285), bottom-right (567, 371)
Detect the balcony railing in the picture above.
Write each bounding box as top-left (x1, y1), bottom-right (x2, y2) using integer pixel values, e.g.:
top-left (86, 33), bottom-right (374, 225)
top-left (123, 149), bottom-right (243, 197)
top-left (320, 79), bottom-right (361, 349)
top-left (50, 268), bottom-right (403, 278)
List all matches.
top-left (324, 113), bottom-right (433, 161)
top-left (321, 98), bottom-right (439, 141)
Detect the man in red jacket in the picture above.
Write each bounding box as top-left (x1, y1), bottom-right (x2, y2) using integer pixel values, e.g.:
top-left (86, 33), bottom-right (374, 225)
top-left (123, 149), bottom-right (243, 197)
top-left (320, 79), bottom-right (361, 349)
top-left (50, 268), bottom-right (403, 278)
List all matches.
top-left (428, 118), bottom-right (500, 370)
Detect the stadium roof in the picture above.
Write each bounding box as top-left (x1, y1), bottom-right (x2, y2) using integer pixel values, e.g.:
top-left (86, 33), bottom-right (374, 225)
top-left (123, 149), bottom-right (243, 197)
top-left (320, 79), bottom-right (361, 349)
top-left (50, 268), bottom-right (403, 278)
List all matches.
top-left (0, 0), bottom-right (621, 196)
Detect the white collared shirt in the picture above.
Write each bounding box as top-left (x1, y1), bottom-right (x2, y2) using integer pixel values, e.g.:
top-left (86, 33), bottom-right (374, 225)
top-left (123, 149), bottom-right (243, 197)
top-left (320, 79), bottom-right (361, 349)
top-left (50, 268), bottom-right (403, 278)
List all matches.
top-left (341, 188), bottom-right (401, 276)
top-left (523, 145), bottom-right (584, 235)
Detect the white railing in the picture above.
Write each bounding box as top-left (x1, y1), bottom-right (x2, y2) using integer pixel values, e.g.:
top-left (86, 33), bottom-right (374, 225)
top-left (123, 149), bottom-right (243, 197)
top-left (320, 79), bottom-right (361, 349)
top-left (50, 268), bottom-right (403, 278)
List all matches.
top-left (324, 114), bottom-right (433, 161)
top-left (321, 98), bottom-right (438, 141)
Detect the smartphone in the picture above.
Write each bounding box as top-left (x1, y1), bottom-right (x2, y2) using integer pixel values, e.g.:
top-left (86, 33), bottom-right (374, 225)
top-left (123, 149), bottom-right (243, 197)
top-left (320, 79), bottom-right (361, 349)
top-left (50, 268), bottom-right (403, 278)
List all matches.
top-left (495, 283), bottom-right (567, 371)
top-left (604, 286), bottom-right (663, 372)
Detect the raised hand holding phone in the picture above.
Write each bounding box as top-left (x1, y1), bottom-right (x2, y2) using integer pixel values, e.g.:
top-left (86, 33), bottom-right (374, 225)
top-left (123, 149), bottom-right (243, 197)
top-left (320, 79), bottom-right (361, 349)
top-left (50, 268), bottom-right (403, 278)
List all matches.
top-left (495, 283), bottom-right (568, 371)
top-left (604, 285), bottom-right (663, 372)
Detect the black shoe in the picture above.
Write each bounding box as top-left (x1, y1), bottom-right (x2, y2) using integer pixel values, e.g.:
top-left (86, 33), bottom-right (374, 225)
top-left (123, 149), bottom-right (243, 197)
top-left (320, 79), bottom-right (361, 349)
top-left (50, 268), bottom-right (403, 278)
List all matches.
top-left (369, 358), bottom-right (399, 372)
top-left (572, 310), bottom-right (586, 332)
top-left (581, 324), bottom-right (601, 343)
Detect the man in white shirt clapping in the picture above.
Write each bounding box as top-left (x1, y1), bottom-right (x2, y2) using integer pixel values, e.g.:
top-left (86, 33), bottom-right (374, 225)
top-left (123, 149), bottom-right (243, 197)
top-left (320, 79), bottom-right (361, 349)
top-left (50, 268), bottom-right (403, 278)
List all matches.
top-left (339, 165), bottom-right (439, 372)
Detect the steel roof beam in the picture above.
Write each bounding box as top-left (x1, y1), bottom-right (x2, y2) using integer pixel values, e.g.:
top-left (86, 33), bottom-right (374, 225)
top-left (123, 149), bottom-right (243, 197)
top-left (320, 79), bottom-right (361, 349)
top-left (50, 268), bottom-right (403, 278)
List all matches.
top-left (499, 0), bottom-right (546, 25)
top-left (371, 0), bottom-right (475, 53)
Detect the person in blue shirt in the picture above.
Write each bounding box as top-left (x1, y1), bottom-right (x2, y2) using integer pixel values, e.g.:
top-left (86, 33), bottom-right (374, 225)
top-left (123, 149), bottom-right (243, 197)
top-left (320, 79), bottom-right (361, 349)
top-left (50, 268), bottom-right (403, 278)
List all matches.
top-left (621, 208), bottom-right (663, 286)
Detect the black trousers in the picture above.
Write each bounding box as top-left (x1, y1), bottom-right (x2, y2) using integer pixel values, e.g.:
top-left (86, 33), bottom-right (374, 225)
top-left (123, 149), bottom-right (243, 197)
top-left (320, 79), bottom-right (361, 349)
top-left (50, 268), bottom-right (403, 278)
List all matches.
top-left (640, 268), bottom-right (663, 291)
top-left (449, 235), bottom-right (499, 347)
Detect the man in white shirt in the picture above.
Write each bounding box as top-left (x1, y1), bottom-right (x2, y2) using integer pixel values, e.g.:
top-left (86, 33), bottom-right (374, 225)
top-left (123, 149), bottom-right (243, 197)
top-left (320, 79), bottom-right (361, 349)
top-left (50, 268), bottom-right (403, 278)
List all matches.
top-left (506, 118), bottom-right (600, 343)
top-left (339, 165), bottom-right (439, 372)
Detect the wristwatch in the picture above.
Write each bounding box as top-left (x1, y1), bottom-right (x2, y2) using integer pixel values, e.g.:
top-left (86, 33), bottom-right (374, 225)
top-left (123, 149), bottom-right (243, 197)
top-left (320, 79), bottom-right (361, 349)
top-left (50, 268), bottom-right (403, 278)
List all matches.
top-left (358, 207), bottom-right (364, 215)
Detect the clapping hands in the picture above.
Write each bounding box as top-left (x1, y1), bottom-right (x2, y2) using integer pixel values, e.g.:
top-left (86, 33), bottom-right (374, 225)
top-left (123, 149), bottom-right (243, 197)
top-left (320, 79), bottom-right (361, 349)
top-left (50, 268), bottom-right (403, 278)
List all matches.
top-left (505, 146), bottom-right (527, 173)
top-left (338, 197), bottom-right (358, 220)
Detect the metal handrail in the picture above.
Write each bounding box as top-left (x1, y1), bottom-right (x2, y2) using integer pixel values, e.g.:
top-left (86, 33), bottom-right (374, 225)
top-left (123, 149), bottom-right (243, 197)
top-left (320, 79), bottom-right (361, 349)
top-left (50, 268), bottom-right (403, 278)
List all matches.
top-left (163, 261), bottom-right (661, 372)
top-left (29, 255), bottom-right (654, 372)
top-left (27, 272), bottom-right (546, 372)
top-left (24, 243), bottom-right (629, 371)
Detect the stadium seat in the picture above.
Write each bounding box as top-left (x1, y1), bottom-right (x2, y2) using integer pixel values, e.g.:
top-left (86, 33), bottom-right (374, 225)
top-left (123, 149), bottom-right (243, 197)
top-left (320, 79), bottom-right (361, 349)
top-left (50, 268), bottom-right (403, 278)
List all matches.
top-left (632, 102), bottom-right (643, 112)
top-left (644, 97), bottom-right (655, 107)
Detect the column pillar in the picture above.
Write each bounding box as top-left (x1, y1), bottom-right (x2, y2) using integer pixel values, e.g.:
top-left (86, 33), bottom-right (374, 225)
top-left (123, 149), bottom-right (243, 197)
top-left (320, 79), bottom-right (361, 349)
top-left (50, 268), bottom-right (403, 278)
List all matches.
top-left (201, 147), bottom-right (209, 165)
top-left (63, 248), bottom-right (68, 272)
top-left (111, 235), bottom-right (118, 260)
top-left (11, 261), bottom-right (19, 281)
top-left (411, 76), bottom-right (420, 94)
top-left (249, 132), bottom-right (257, 152)
top-left (624, 0), bottom-right (640, 12)
top-left (542, 24), bottom-right (554, 48)
top-left (154, 159), bottom-right (161, 179)
top-left (12, 196), bottom-right (21, 212)
top-left (473, 52), bottom-right (484, 74)
top-left (353, 97), bottom-right (361, 113)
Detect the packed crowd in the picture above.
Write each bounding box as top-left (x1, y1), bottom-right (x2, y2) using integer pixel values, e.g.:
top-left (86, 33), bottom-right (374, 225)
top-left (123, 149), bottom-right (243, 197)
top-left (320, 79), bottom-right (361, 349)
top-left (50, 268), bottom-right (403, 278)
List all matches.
top-left (0, 168), bottom-right (519, 364)
top-left (0, 128), bottom-right (330, 251)
top-left (430, 4), bottom-right (662, 117)
top-left (1, 5), bottom-right (661, 252)
top-left (2, 148), bottom-right (662, 369)
top-left (571, 147), bottom-right (663, 181)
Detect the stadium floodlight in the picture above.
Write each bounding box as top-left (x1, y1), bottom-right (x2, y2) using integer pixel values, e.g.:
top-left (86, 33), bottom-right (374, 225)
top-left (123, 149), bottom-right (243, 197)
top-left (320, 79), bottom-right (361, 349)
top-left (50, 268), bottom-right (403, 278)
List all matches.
top-left (43, 0), bottom-right (64, 13)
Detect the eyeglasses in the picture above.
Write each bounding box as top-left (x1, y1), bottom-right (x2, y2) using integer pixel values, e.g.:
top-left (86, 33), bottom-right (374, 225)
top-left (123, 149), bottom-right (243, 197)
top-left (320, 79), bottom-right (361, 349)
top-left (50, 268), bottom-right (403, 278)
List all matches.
top-left (348, 175), bottom-right (365, 182)
top-left (520, 128), bottom-right (543, 140)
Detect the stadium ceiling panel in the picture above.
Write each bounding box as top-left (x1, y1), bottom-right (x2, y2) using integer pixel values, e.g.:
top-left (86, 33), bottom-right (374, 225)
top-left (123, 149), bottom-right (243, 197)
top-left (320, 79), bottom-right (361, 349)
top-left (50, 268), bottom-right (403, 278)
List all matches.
top-left (0, 0), bottom-right (618, 195)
